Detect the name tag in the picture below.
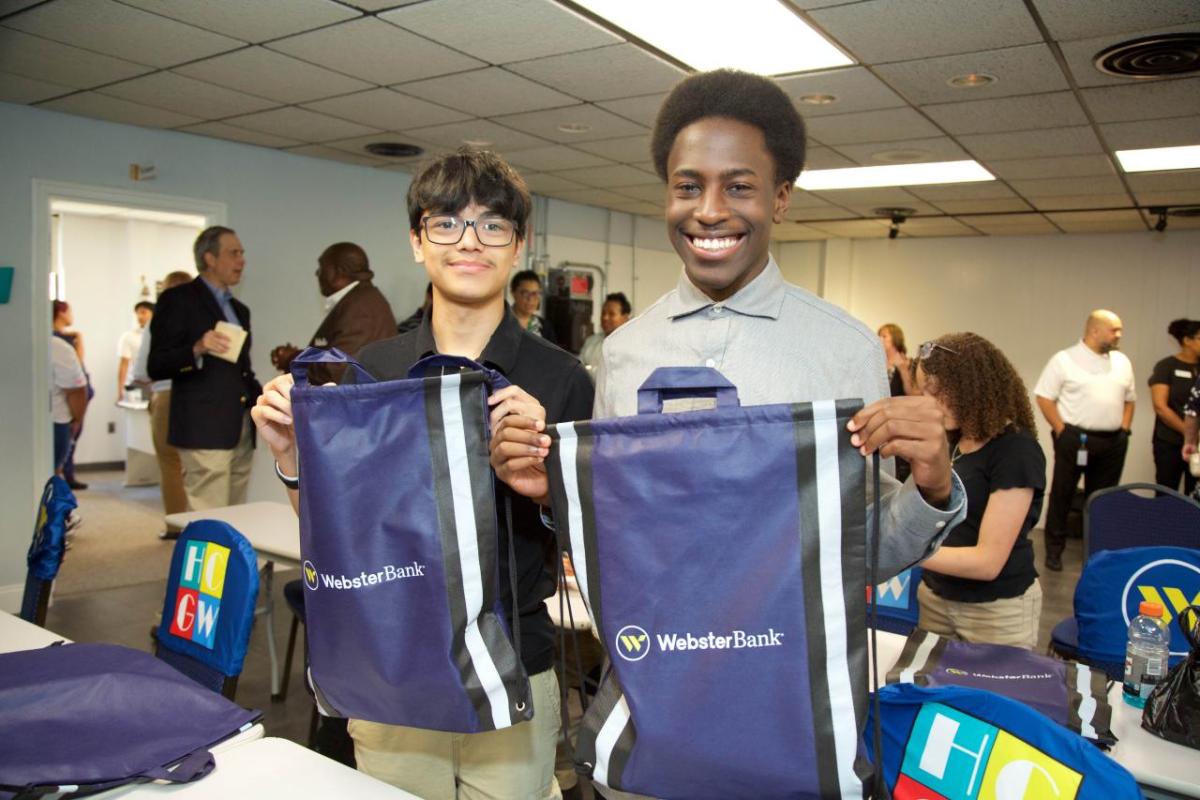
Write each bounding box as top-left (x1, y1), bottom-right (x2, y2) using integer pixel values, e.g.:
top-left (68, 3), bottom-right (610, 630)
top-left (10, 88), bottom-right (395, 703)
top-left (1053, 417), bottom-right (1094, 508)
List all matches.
top-left (1176, 369), bottom-right (1194, 379)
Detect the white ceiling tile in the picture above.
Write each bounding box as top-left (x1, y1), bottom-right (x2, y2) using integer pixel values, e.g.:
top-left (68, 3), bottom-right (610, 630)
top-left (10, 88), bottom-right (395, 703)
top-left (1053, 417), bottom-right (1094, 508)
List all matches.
top-left (833, 136), bottom-right (971, 166)
top-left (99, 72), bottom-right (278, 118)
top-left (608, 200), bottom-right (665, 219)
top-left (893, 217), bottom-right (980, 237)
top-left (507, 44), bottom-right (686, 102)
top-left (776, 67), bottom-right (907, 117)
top-left (808, 187), bottom-right (926, 207)
top-left (803, 147), bottom-right (858, 170)
top-left (1099, 116), bottom-right (1200, 149)
top-left (805, 107), bottom-right (942, 146)
top-left (931, 197), bottom-right (1034, 214)
top-left (551, 164), bottom-right (659, 189)
top-left (267, 17), bottom-right (484, 84)
top-left (806, 219), bottom-right (891, 238)
top-left (4, 0), bottom-right (243, 68)
top-left (0, 28), bottom-right (152, 88)
top-left (395, 68), bottom-right (576, 117)
top-left (967, 214), bottom-right (1059, 234)
top-left (0, 70), bottom-right (73, 103)
top-left (906, 182), bottom-right (1017, 201)
top-left (958, 126), bottom-right (1103, 159)
top-left (1009, 175), bottom-right (1128, 197)
top-left (772, 222), bottom-right (830, 241)
top-left (615, 183), bottom-right (668, 203)
top-left (1152, 212), bottom-right (1200, 229)
top-left (285, 144), bottom-right (388, 166)
top-left (1030, 0), bottom-right (1200, 42)
top-left (115, 0), bottom-right (360, 43)
top-left (338, 0), bottom-right (423, 9)
top-left (174, 47), bottom-right (373, 104)
top-left (402, 118), bottom-right (547, 150)
top-left (505, 145), bottom-right (613, 172)
top-left (382, 0), bottom-right (621, 64)
top-left (304, 88), bottom-right (468, 131)
top-left (874, 44), bottom-right (1068, 105)
top-left (1029, 193), bottom-right (1133, 210)
top-left (809, 0), bottom-right (1042, 64)
top-left (983, 154), bottom-right (1117, 180)
top-left (177, 120), bottom-right (303, 148)
top-left (1057, 23), bottom-right (1200, 88)
top-left (222, 106), bottom-right (380, 142)
top-left (1046, 209), bottom-right (1148, 233)
top-left (922, 91), bottom-right (1088, 135)
top-left (574, 135), bottom-right (651, 163)
top-left (493, 104), bottom-right (647, 143)
top-left (595, 93), bottom-right (667, 127)
top-left (1125, 172), bottom-right (1200, 193)
top-left (39, 91), bottom-right (202, 128)
top-left (321, 132), bottom-right (441, 162)
top-left (0, 0), bottom-right (44, 13)
top-left (837, 201), bottom-right (945, 217)
top-left (547, 187), bottom-right (644, 208)
top-left (1134, 190), bottom-right (1200, 208)
top-left (521, 173), bottom-right (589, 194)
top-left (1081, 78), bottom-right (1200, 124)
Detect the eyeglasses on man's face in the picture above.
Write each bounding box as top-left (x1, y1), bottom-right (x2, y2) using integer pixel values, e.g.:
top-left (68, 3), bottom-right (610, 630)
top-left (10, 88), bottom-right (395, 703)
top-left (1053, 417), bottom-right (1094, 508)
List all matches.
top-left (917, 341), bottom-right (959, 360)
top-left (421, 213), bottom-right (516, 247)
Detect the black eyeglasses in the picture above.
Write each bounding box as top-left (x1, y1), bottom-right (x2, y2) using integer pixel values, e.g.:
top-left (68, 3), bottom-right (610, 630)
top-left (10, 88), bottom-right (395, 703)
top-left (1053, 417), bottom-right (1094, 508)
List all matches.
top-left (421, 214), bottom-right (516, 247)
top-left (918, 341), bottom-right (958, 360)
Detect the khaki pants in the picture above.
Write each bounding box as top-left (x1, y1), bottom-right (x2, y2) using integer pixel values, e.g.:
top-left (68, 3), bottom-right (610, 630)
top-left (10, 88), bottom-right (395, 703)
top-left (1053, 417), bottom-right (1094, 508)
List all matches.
top-left (349, 668), bottom-right (563, 800)
top-left (177, 413), bottom-right (253, 511)
top-left (917, 579), bottom-right (1042, 650)
top-left (149, 390), bottom-right (188, 526)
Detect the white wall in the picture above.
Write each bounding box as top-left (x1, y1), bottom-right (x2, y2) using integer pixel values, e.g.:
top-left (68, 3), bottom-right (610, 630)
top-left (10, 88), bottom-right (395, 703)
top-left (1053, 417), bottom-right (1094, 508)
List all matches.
top-left (776, 231), bottom-right (1200, 508)
top-left (59, 214), bottom-right (199, 464)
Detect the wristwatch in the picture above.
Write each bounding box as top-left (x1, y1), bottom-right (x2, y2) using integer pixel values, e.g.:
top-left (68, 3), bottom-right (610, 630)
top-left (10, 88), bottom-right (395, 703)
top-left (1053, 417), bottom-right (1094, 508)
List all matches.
top-left (274, 460), bottom-right (300, 490)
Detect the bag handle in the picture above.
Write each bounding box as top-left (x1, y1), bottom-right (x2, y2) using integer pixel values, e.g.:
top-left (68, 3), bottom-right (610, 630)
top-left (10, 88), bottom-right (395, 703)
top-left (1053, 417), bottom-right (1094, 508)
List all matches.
top-left (289, 346), bottom-right (376, 387)
top-left (635, 367), bottom-right (739, 415)
top-left (1179, 604), bottom-right (1200, 650)
top-left (406, 354), bottom-right (511, 391)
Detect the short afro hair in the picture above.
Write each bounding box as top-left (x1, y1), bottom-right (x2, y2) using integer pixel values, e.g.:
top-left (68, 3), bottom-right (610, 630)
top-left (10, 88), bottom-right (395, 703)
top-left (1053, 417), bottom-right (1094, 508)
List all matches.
top-left (651, 69), bottom-right (807, 186)
top-left (407, 147), bottom-right (532, 240)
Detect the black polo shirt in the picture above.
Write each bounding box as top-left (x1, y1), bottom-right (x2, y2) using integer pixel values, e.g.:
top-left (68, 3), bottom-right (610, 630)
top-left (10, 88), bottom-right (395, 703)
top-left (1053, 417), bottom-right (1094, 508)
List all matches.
top-left (350, 307), bottom-right (594, 676)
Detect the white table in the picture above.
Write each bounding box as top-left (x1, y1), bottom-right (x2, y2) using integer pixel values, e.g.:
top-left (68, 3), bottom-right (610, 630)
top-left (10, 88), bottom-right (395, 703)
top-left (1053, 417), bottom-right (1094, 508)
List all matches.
top-left (165, 502), bottom-right (301, 697)
top-left (869, 630), bottom-right (1200, 798)
top-left (101, 738), bottom-right (411, 798)
top-left (0, 610), bottom-right (71, 652)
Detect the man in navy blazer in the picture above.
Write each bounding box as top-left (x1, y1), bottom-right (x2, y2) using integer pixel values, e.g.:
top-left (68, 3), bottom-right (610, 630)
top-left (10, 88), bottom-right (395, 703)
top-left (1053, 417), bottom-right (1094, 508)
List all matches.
top-left (149, 226), bottom-right (261, 512)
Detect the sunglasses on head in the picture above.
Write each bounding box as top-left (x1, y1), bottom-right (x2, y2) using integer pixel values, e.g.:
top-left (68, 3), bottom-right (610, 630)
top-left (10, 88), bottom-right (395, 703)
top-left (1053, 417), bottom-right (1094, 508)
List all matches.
top-left (917, 341), bottom-right (959, 360)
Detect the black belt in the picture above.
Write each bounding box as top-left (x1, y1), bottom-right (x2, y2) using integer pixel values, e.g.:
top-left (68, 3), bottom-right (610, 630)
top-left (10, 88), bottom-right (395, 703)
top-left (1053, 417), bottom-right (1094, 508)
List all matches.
top-left (1066, 424), bottom-right (1122, 438)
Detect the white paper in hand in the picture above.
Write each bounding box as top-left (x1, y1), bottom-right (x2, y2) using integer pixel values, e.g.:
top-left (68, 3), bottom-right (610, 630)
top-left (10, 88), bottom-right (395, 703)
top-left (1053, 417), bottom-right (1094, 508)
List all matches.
top-left (212, 321), bottom-right (247, 363)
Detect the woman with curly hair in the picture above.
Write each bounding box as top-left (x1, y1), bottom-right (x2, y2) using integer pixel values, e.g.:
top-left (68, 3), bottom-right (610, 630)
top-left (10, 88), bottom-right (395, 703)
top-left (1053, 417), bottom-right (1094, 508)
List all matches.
top-left (912, 332), bottom-right (1046, 649)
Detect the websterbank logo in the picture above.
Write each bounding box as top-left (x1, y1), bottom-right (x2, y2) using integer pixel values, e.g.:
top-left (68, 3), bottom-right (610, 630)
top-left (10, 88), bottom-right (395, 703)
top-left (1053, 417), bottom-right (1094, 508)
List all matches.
top-left (305, 560), bottom-right (428, 591)
top-left (615, 623), bottom-right (785, 662)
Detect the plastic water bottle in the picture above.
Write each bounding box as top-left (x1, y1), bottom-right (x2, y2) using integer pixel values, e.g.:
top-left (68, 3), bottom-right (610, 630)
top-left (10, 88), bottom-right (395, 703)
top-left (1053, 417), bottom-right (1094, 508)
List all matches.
top-left (1122, 601), bottom-right (1170, 708)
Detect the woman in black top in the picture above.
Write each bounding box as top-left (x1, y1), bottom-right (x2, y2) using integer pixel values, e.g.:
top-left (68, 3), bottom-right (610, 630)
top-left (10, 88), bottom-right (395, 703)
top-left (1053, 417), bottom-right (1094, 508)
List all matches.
top-left (912, 332), bottom-right (1046, 649)
top-left (1149, 319), bottom-right (1200, 495)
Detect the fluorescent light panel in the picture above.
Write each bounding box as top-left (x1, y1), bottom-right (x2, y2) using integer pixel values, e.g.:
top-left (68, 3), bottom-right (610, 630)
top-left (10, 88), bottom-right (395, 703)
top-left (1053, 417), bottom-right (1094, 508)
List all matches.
top-left (51, 200), bottom-right (207, 227)
top-left (1115, 145), bottom-right (1200, 173)
top-left (797, 160), bottom-right (995, 191)
top-left (571, 0), bottom-right (853, 75)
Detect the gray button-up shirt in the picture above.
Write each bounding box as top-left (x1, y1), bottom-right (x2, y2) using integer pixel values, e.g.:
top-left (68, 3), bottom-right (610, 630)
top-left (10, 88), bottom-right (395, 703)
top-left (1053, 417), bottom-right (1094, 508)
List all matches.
top-left (595, 256), bottom-right (964, 578)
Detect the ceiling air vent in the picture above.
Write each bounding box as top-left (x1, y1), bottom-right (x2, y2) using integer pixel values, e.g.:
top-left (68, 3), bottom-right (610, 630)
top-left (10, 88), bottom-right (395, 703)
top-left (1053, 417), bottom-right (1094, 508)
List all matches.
top-left (364, 142), bottom-right (424, 158)
top-left (1094, 33), bottom-right (1200, 78)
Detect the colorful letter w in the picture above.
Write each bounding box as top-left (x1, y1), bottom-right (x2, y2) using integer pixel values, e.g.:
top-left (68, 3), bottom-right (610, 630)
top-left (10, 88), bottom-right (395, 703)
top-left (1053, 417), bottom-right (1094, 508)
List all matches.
top-left (168, 540), bottom-right (230, 649)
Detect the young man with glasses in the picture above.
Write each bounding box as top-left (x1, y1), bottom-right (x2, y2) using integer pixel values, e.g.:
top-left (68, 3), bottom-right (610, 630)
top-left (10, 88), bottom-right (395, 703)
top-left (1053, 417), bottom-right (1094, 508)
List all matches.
top-left (252, 148), bottom-right (593, 799)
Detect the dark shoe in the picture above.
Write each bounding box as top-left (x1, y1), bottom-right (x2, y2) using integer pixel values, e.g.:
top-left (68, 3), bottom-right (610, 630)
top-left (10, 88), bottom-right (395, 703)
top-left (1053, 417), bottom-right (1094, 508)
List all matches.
top-left (158, 530), bottom-right (179, 541)
top-left (1045, 553), bottom-right (1063, 572)
top-left (67, 480), bottom-right (88, 491)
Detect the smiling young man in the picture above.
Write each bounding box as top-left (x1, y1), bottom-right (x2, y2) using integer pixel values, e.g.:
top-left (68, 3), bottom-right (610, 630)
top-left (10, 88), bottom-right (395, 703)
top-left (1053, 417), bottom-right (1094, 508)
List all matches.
top-left (252, 149), bottom-right (592, 800)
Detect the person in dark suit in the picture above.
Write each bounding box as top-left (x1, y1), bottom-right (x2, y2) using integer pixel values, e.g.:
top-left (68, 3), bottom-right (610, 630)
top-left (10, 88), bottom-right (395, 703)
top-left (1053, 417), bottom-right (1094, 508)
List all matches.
top-left (270, 242), bottom-right (398, 384)
top-left (148, 226), bottom-right (261, 512)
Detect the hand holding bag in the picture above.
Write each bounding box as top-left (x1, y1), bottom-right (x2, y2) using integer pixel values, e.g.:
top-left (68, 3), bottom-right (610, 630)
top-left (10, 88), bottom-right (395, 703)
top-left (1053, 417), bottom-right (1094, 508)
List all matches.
top-left (1142, 604), bottom-right (1200, 749)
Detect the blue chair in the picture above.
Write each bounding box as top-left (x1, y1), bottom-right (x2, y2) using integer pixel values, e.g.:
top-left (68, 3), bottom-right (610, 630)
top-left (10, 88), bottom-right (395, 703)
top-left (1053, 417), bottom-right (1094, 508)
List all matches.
top-left (21, 477), bottom-right (77, 626)
top-left (154, 520), bottom-right (259, 700)
top-left (869, 565), bottom-right (922, 636)
top-left (1050, 483), bottom-right (1200, 668)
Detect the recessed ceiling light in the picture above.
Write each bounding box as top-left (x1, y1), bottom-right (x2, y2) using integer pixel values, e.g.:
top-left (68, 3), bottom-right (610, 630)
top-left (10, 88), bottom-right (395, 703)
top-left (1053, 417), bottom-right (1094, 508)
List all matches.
top-left (570, 0), bottom-right (853, 75)
top-left (799, 93), bottom-right (838, 105)
top-left (871, 149), bottom-right (931, 164)
top-left (364, 142), bottom-right (423, 158)
top-left (556, 122), bottom-right (592, 134)
top-left (797, 160), bottom-right (995, 191)
top-left (947, 72), bottom-right (997, 88)
top-left (1115, 144), bottom-right (1200, 173)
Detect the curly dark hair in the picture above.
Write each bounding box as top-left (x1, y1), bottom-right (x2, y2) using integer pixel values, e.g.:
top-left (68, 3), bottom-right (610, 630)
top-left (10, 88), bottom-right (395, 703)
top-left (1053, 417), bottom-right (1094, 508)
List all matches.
top-left (407, 147), bottom-right (531, 240)
top-left (1167, 318), bottom-right (1200, 345)
top-left (650, 69), bottom-right (807, 186)
top-left (911, 332), bottom-right (1035, 442)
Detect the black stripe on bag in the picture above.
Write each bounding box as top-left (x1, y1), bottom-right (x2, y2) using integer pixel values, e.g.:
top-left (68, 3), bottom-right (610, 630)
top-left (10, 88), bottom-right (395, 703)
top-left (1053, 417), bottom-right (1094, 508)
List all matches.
top-left (887, 630), bottom-right (929, 684)
top-left (574, 667), bottom-right (637, 784)
top-left (573, 421), bottom-right (606, 642)
top-left (1088, 667), bottom-right (1113, 743)
top-left (1065, 661), bottom-right (1084, 735)
top-left (458, 374), bottom-right (530, 724)
top-left (424, 375), bottom-right (492, 728)
top-left (792, 402), bottom-right (840, 800)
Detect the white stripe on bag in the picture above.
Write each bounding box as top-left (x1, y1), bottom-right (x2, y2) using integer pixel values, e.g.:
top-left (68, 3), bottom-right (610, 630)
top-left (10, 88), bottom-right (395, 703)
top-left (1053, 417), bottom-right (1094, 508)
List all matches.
top-left (593, 692), bottom-right (632, 788)
top-left (441, 374), bottom-right (511, 729)
top-left (556, 424), bottom-right (595, 620)
top-left (812, 399), bottom-right (861, 799)
top-left (1075, 664), bottom-right (1098, 741)
top-left (900, 630), bottom-right (938, 684)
